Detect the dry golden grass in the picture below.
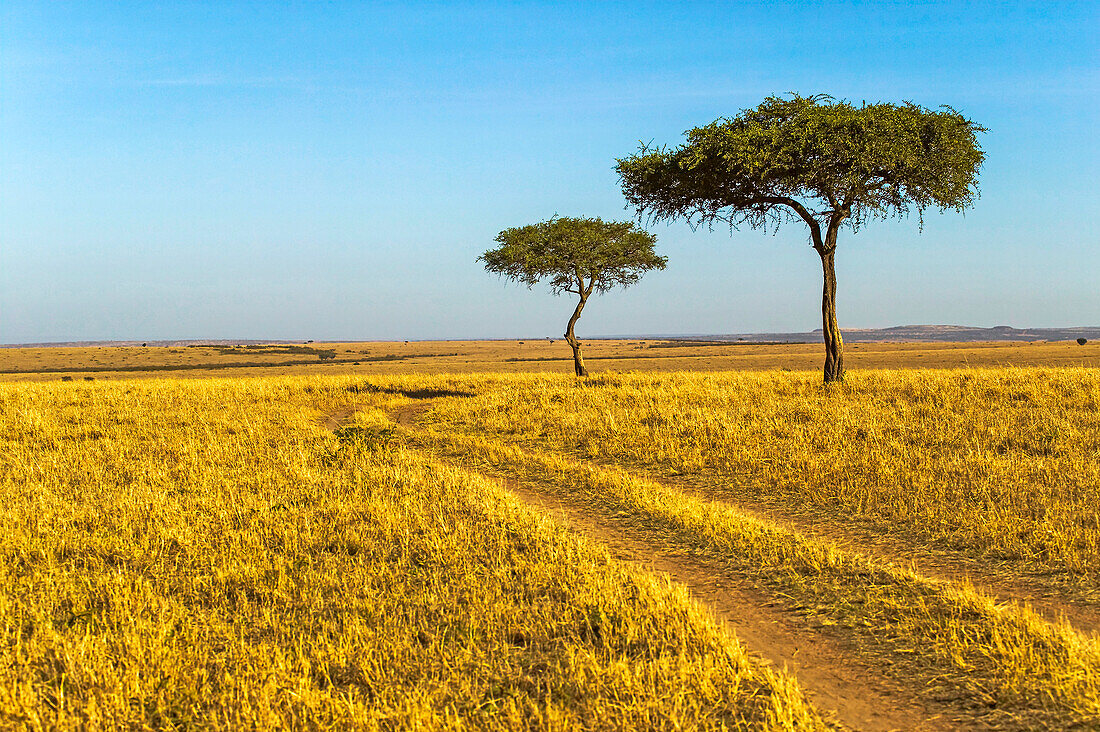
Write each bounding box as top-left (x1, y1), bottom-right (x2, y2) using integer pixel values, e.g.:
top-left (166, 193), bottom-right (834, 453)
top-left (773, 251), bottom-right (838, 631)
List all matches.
top-left (426, 369), bottom-right (1100, 593)
top-left (0, 376), bottom-right (820, 730)
top-left (8, 365), bottom-right (1100, 729)
top-left (3, 339), bottom-right (1100, 382)
top-left (402, 419), bottom-right (1100, 729)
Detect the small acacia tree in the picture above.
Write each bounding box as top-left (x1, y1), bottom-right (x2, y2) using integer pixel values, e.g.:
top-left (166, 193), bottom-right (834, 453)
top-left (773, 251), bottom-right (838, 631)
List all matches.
top-left (480, 216), bottom-right (666, 377)
top-left (617, 94), bottom-right (985, 383)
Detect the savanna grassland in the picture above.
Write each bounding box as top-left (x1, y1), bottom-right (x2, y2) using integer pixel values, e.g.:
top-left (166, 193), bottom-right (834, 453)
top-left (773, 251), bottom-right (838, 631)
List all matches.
top-left (3, 357), bottom-right (1100, 730)
top-left (1, 377), bottom-right (818, 730)
top-left (3, 338), bottom-right (1100, 381)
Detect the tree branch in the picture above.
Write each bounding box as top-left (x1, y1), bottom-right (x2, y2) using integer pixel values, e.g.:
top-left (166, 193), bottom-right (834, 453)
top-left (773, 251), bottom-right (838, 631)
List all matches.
top-left (573, 267), bottom-right (589, 300)
top-left (760, 196), bottom-right (824, 249)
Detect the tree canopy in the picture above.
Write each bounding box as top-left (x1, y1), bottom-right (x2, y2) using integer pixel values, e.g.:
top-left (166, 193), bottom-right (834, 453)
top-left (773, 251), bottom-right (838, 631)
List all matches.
top-left (617, 94), bottom-right (986, 247)
top-left (481, 216), bottom-right (665, 297)
top-left (480, 216), bottom-right (665, 376)
top-left (616, 94), bottom-right (985, 382)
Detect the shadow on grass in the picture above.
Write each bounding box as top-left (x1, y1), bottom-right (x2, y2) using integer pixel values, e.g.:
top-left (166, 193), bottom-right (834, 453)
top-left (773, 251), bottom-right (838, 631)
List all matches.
top-left (346, 384), bottom-right (475, 399)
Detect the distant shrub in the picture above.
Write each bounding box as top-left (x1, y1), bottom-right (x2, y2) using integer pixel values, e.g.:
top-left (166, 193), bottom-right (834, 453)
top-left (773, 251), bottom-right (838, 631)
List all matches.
top-left (317, 350), bottom-right (337, 361)
top-left (1077, 338), bottom-right (1088, 346)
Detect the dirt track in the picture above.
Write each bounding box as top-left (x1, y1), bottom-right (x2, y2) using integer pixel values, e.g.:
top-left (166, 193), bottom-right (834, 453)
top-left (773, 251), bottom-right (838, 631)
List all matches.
top-left (359, 402), bottom-right (952, 730)
top-left (382, 400), bottom-right (1100, 639)
top-left (654, 472), bottom-right (1100, 637)
top-left (500, 477), bottom-right (951, 732)
top-left (324, 399), bottom-right (1096, 730)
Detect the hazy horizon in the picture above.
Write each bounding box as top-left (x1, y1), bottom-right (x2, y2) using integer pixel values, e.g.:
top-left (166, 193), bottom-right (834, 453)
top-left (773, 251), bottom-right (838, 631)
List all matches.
top-left (3, 2), bottom-right (1097, 344)
top-left (9, 323), bottom-right (1100, 349)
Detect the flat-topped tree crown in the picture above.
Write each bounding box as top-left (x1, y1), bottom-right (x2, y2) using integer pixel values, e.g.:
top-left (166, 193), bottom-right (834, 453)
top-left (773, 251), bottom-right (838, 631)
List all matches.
top-left (619, 94), bottom-right (985, 238)
top-left (482, 216), bottom-right (665, 294)
top-left (617, 94), bottom-right (985, 382)
top-left (480, 216), bottom-right (665, 376)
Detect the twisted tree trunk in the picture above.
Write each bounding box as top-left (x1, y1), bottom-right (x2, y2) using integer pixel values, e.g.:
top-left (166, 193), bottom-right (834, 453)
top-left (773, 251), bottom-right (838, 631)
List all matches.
top-left (564, 294), bottom-right (588, 377)
top-left (819, 247), bottom-right (844, 383)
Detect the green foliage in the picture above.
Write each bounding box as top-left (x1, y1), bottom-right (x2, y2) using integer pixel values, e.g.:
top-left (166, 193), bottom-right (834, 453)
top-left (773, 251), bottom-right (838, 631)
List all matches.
top-left (617, 94), bottom-right (986, 246)
top-left (480, 217), bottom-right (666, 296)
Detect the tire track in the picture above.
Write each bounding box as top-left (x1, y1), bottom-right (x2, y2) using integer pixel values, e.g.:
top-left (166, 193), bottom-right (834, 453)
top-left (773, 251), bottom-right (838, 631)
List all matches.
top-left (377, 402), bottom-right (956, 731)
top-left (646, 472), bottom-right (1100, 637)
top-left (390, 401), bottom-right (1100, 639)
top-left (500, 478), bottom-right (955, 732)
top-left (331, 400), bottom-right (1098, 729)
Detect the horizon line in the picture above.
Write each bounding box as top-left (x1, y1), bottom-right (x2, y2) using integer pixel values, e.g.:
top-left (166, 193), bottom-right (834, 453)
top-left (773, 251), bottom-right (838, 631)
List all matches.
top-left (5, 324), bottom-right (1100, 349)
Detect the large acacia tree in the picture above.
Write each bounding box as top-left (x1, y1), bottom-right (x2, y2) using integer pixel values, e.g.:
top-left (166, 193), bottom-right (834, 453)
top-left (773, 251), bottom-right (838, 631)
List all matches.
top-left (617, 94), bottom-right (985, 383)
top-left (481, 216), bottom-right (666, 376)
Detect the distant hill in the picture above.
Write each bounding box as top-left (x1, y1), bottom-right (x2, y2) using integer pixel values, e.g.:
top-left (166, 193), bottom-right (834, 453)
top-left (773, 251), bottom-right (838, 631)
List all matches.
top-left (671, 325), bottom-right (1100, 344)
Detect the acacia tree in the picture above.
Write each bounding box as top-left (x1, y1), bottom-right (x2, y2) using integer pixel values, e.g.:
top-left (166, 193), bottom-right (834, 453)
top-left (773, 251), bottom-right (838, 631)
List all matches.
top-left (617, 94), bottom-right (985, 383)
top-left (480, 216), bottom-right (666, 377)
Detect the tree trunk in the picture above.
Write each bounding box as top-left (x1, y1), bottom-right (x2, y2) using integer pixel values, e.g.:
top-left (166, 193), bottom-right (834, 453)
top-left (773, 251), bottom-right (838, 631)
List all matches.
top-left (564, 295), bottom-right (588, 377)
top-left (819, 248), bottom-right (844, 383)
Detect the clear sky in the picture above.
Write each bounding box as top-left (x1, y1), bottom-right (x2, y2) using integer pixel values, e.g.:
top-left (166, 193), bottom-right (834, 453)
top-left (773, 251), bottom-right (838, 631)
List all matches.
top-left (2, 1), bottom-right (1097, 343)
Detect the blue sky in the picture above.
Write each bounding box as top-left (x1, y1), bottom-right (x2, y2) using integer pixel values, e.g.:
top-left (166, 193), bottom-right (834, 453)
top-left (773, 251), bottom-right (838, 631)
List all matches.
top-left (2, 1), bottom-right (1097, 342)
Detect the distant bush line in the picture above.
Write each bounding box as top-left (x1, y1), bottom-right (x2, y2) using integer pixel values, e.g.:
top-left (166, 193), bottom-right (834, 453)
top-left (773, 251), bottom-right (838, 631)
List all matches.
top-left (504, 346), bottom-right (807, 363)
top-left (4, 352), bottom-right (460, 375)
top-left (192, 345), bottom-right (332, 356)
top-left (646, 340), bottom-right (810, 348)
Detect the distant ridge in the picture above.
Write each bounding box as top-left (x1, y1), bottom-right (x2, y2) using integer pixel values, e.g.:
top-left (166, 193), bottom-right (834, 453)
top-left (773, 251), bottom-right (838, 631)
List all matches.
top-left (669, 325), bottom-right (1100, 344)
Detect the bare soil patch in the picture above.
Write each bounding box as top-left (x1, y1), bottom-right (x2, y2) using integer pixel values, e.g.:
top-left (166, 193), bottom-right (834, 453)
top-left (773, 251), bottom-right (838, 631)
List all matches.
top-left (391, 402), bottom-right (433, 429)
top-left (319, 405), bottom-right (364, 431)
